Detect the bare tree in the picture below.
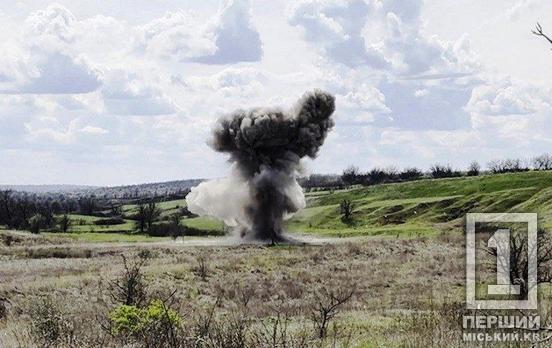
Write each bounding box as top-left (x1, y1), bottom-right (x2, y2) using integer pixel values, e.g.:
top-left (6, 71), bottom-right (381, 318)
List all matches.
top-left (467, 161), bottom-right (480, 176)
top-left (533, 22), bottom-right (552, 48)
top-left (341, 165), bottom-right (360, 186)
top-left (488, 158), bottom-right (528, 174)
top-left (310, 282), bottom-right (356, 339)
top-left (486, 229), bottom-right (552, 299)
top-left (533, 153), bottom-right (552, 170)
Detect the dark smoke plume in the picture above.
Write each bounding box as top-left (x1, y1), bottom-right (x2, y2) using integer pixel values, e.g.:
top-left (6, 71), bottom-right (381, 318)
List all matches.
top-left (186, 90), bottom-right (336, 243)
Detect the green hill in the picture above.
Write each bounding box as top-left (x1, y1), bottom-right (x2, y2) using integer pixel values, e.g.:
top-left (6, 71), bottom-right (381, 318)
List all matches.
top-left (286, 170), bottom-right (552, 237)
top-left (48, 170), bottom-right (552, 240)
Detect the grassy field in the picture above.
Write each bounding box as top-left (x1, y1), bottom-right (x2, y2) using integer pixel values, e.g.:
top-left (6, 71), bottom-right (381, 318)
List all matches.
top-left (44, 232), bottom-right (170, 243)
top-left (0, 230), bottom-right (468, 347)
top-left (1, 229), bottom-right (550, 347)
top-left (66, 214), bottom-right (135, 233)
top-left (2, 171), bottom-right (552, 346)
top-left (64, 171), bottom-right (552, 238)
top-left (122, 198), bottom-right (187, 216)
top-left (287, 170), bottom-right (552, 236)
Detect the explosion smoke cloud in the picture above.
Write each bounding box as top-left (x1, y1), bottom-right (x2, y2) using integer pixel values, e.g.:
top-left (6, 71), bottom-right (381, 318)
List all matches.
top-left (186, 90), bottom-right (336, 243)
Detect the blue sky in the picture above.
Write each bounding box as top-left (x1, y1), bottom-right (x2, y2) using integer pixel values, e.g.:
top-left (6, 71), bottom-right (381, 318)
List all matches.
top-left (0, 0), bottom-right (552, 185)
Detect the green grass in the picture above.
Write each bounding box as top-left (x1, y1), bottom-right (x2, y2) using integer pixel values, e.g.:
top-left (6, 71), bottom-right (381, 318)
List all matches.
top-left (57, 171), bottom-right (552, 238)
top-left (181, 216), bottom-right (224, 231)
top-left (65, 214), bottom-right (135, 233)
top-left (122, 199), bottom-right (187, 216)
top-left (285, 171), bottom-right (552, 237)
top-left (44, 232), bottom-right (169, 243)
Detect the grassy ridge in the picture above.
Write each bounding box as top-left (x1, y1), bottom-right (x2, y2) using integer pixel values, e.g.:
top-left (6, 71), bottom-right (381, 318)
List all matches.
top-left (55, 171), bottom-right (552, 239)
top-left (286, 171), bottom-right (552, 237)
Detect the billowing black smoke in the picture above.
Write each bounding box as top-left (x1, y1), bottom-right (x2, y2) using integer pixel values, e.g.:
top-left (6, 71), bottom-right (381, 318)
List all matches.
top-left (186, 90), bottom-right (335, 243)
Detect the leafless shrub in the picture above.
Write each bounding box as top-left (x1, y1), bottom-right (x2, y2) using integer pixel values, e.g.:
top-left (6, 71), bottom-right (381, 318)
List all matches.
top-left (339, 199), bottom-right (354, 223)
top-left (252, 299), bottom-right (310, 348)
top-left (310, 282), bottom-right (356, 339)
top-left (108, 252), bottom-right (150, 306)
top-left (194, 252), bottom-right (210, 281)
top-left (430, 163), bottom-right (461, 178)
top-left (193, 297), bottom-right (221, 340)
top-left (202, 310), bottom-right (251, 348)
top-left (216, 279), bottom-right (256, 308)
top-left (467, 161), bottom-right (480, 176)
top-left (487, 158), bottom-right (529, 174)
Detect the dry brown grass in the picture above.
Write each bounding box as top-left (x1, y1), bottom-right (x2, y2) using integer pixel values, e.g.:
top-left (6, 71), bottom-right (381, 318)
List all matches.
top-left (0, 232), bottom-right (517, 347)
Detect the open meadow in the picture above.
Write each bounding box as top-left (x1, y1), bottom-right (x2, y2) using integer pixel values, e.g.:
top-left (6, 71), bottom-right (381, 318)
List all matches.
top-left (2, 171), bottom-right (552, 347)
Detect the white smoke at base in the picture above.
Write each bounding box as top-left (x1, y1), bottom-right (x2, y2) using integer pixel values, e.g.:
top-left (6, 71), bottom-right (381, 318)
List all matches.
top-left (186, 166), bottom-right (307, 236)
top-left (186, 171), bottom-right (250, 229)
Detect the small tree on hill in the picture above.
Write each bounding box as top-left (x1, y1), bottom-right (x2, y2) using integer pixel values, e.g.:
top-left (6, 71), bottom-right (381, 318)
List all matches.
top-left (169, 212), bottom-right (182, 240)
top-left (57, 214), bottom-right (70, 233)
top-left (145, 201), bottom-right (161, 230)
top-left (340, 199), bottom-right (354, 223)
top-left (135, 203), bottom-right (147, 233)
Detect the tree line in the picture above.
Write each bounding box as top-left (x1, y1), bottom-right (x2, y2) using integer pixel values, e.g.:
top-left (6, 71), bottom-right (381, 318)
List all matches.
top-left (299, 153), bottom-right (552, 190)
top-left (342, 153), bottom-right (552, 187)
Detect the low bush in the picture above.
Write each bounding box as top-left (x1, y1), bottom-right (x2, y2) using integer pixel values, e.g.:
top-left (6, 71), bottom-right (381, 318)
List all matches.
top-left (94, 217), bottom-right (125, 226)
top-left (25, 247), bottom-right (95, 259)
top-left (430, 164), bottom-right (462, 179)
top-left (109, 300), bottom-right (182, 338)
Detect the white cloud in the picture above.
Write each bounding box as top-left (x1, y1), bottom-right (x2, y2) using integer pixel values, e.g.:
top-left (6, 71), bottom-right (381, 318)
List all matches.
top-left (506, 0), bottom-right (541, 20)
top-left (289, 0), bottom-right (478, 76)
top-left (139, 0), bottom-right (262, 64)
top-left (198, 0), bottom-right (262, 64)
top-left (288, 0), bottom-right (386, 68)
top-left (139, 10), bottom-right (217, 61)
top-left (467, 80), bottom-right (543, 116)
top-left (101, 71), bottom-right (176, 116)
top-left (0, 51), bottom-right (101, 94)
top-left (80, 125), bottom-right (108, 135)
top-left (0, 4), bottom-right (101, 94)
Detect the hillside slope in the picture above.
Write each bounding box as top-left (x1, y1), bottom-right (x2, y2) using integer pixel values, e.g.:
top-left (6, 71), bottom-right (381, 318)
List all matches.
top-left (285, 171), bottom-right (552, 237)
